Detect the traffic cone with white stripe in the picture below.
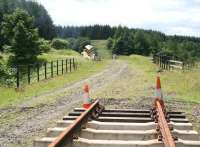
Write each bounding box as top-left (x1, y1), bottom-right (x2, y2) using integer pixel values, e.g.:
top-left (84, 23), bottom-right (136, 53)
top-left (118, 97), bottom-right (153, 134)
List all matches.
top-left (83, 84), bottom-right (92, 109)
top-left (156, 76), bottom-right (163, 99)
top-left (154, 76), bottom-right (165, 110)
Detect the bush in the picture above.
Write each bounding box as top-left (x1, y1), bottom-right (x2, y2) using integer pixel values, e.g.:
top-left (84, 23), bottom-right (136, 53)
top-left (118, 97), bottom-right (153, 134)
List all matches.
top-left (107, 37), bottom-right (113, 49)
top-left (0, 60), bottom-right (15, 86)
top-left (68, 37), bottom-right (90, 52)
top-left (38, 38), bottom-right (51, 53)
top-left (2, 45), bottom-right (12, 52)
top-left (51, 38), bottom-right (69, 49)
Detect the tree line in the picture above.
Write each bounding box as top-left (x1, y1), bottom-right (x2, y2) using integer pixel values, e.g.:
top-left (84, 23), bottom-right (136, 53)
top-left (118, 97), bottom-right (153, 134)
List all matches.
top-left (0, 0), bottom-right (200, 64)
top-left (0, 0), bottom-right (199, 86)
top-left (110, 27), bottom-right (200, 62)
top-left (55, 25), bottom-right (115, 40)
top-left (56, 25), bottom-right (200, 62)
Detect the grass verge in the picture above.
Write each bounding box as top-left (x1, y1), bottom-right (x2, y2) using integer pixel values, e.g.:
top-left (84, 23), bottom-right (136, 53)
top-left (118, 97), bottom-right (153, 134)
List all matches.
top-left (0, 50), bottom-right (110, 107)
top-left (121, 55), bottom-right (200, 103)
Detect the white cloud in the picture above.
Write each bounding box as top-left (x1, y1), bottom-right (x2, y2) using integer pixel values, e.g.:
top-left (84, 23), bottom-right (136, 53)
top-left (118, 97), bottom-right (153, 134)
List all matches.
top-left (37, 0), bottom-right (200, 37)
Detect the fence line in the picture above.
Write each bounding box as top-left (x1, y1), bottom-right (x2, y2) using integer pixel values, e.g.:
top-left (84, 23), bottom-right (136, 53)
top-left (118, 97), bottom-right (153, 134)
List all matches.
top-left (16, 58), bottom-right (78, 88)
top-left (153, 55), bottom-right (185, 71)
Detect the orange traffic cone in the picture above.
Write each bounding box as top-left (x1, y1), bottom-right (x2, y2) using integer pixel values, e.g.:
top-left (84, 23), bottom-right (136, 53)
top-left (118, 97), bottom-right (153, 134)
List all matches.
top-left (83, 84), bottom-right (91, 109)
top-left (155, 76), bottom-right (163, 99)
top-left (154, 76), bottom-right (165, 110)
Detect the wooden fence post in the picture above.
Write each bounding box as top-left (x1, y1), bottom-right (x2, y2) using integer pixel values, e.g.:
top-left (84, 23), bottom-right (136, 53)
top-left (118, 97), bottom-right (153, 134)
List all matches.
top-left (44, 62), bottom-right (47, 79)
top-left (16, 65), bottom-right (20, 88)
top-left (75, 59), bottom-right (78, 70)
top-left (37, 64), bottom-right (40, 82)
top-left (62, 60), bottom-right (64, 74)
top-left (27, 65), bottom-right (31, 84)
top-left (57, 60), bottom-right (59, 75)
top-left (73, 58), bottom-right (75, 70)
top-left (159, 56), bottom-right (161, 68)
top-left (69, 59), bottom-right (72, 72)
top-left (166, 60), bottom-right (169, 70)
top-left (66, 59), bottom-right (68, 72)
top-left (164, 58), bottom-right (166, 70)
top-left (51, 61), bottom-right (53, 78)
top-left (163, 59), bottom-right (165, 69)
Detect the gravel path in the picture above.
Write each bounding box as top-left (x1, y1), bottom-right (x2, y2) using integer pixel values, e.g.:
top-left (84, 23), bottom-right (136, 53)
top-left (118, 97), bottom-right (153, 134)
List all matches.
top-left (0, 60), bottom-right (128, 147)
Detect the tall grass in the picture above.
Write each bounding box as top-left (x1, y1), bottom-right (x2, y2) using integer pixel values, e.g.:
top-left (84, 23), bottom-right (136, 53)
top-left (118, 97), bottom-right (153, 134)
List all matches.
top-left (121, 55), bottom-right (200, 103)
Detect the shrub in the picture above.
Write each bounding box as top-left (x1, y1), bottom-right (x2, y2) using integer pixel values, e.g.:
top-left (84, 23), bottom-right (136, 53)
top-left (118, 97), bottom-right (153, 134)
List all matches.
top-left (51, 38), bottom-right (69, 49)
top-left (68, 37), bottom-right (90, 52)
top-left (2, 45), bottom-right (12, 52)
top-left (107, 37), bottom-right (113, 49)
top-left (38, 38), bottom-right (51, 53)
top-left (0, 60), bottom-right (15, 86)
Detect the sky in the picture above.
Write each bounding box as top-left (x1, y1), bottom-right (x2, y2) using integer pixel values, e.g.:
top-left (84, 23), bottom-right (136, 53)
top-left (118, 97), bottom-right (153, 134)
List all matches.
top-left (37, 0), bottom-right (200, 37)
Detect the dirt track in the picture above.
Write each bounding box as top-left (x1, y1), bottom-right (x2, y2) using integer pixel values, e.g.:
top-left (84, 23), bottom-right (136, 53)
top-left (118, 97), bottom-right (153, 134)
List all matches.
top-left (0, 60), bottom-right (128, 147)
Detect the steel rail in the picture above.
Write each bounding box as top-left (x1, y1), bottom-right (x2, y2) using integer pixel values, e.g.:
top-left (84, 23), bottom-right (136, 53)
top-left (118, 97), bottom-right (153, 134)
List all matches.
top-left (48, 100), bottom-right (100, 147)
top-left (155, 100), bottom-right (176, 147)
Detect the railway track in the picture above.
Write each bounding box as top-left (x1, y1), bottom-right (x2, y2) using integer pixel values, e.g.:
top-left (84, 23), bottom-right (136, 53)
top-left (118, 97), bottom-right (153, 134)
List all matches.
top-left (34, 99), bottom-right (200, 147)
top-left (34, 77), bottom-right (200, 147)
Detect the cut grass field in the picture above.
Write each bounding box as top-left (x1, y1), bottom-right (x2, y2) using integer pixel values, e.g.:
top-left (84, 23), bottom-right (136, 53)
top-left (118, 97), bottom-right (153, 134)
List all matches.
top-left (0, 49), bottom-right (110, 107)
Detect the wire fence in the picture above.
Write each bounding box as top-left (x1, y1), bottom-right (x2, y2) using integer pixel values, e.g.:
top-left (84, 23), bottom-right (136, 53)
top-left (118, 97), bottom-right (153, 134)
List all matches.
top-left (153, 55), bottom-right (198, 71)
top-left (15, 58), bottom-right (78, 88)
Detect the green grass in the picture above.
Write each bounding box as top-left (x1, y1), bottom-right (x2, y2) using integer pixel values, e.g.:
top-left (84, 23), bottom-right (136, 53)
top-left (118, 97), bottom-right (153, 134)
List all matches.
top-left (17, 49), bottom-right (81, 85)
top-left (162, 69), bottom-right (200, 102)
top-left (38, 49), bottom-right (80, 61)
top-left (121, 55), bottom-right (200, 103)
top-left (91, 40), bottom-right (112, 59)
top-left (0, 49), bottom-right (80, 63)
top-left (0, 49), bottom-right (110, 107)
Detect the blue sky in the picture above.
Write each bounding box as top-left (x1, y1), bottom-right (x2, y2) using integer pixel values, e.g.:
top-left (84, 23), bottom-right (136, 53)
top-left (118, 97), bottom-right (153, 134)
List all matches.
top-left (37, 0), bottom-right (200, 37)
